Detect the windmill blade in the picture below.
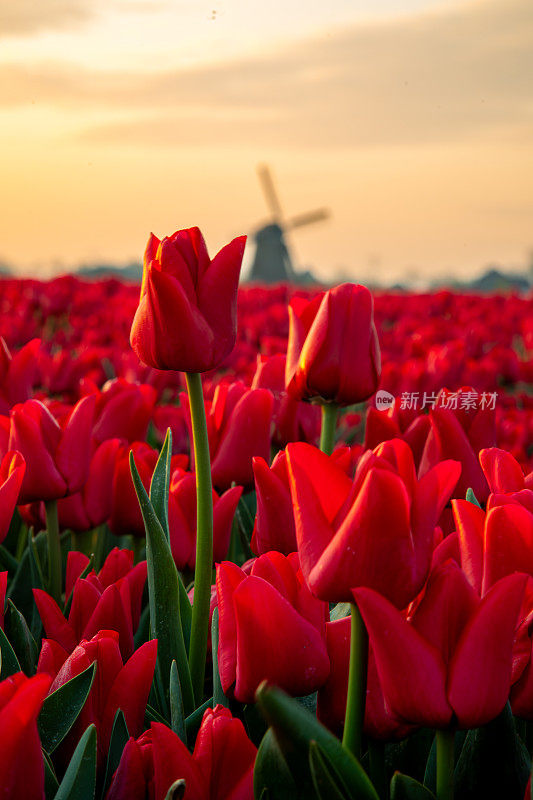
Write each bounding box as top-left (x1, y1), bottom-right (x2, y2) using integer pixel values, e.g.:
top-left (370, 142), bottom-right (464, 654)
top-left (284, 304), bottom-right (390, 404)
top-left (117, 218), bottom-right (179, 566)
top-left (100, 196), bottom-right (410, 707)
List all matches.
top-left (285, 208), bottom-right (330, 230)
top-left (257, 164), bottom-right (284, 223)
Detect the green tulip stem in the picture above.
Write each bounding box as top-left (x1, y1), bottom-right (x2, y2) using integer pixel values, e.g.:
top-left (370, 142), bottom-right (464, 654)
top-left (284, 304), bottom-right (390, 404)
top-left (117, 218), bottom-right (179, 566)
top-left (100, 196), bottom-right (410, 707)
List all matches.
top-left (342, 602), bottom-right (369, 759)
top-left (436, 729), bottom-right (455, 800)
top-left (319, 403), bottom-right (339, 455)
top-left (45, 499), bottom-right (62, 604)
top-left (186, 371), bottom-right (214, 706)
top-left (70, 529), bottom-right (93, 556)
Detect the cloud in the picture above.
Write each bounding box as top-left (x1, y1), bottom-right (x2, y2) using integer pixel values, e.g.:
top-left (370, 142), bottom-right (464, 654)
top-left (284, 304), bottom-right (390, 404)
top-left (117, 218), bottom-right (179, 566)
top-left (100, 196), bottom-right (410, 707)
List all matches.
top-left (0, 0), bottom-right (171, 38)
top-left (1, 0), bottom-right (532, 148)
top-left (0, 0), bottom-right (94, 36)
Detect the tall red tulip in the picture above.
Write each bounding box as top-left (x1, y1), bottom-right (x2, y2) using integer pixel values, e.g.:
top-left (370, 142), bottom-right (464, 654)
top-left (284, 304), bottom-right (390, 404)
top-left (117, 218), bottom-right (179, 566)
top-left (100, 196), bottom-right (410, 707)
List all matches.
top-left (130, 227), bottom-right (246, 373)
top-left (285, 283), bottom-right (381, 406)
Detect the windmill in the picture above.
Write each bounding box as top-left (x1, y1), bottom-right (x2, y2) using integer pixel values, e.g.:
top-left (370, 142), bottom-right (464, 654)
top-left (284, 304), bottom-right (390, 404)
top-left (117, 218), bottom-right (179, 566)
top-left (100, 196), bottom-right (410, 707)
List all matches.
top-left (247, 164), bottom-right (330, 283)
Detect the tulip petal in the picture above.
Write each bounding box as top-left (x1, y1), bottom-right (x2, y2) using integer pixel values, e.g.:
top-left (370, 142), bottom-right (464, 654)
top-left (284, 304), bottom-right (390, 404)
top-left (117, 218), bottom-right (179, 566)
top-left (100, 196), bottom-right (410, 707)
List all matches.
top-left (233, 575), bottom-right (330, 703)
top-left (311, 469), bottom-right (416, 606)
top-left (56, 394), bottom-right (95, 494)
top-left (353, 587), bottom-right (452, 728)
top-left (33, 589), bottom-right (78, 653)
top-left (216, 561), bottom-right (246, 694)
top-left (452, 498), bottom-right (485, 594)
top-left (480, 447), bottom-right (525, 493)
top-left (482, 504), bottom-right (533, 594)
top-left (102, 639), bottom-right (157, 752)
top-left (448, 572), bottom-right (527, 728)
top-left (197, 235), bottom-right (246, 365)
top-left (151, 721), bottom-right (207, 800)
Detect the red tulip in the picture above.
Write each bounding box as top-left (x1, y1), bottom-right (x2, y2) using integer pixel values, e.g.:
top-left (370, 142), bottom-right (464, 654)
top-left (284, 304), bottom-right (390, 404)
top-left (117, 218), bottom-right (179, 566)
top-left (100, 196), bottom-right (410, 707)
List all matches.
top-left (130, 227), bottom-right (246, 372)
top-left (285, 283), bottom-right (381, 406)
top-left (354, 562), bottom-right (526, 729)
top-left (252, 353), bottom-right (320, 447)
top-left (479, 447), bottom-right (533, 494)
top-left (7, 396), bottom-right (95, 503)
top-left (250, 451), bottom-right (297, 555)
top-left (0, 337), bottom-right (40, 414)
top-left (107, 706), bottom-right (256, 800)
top-left (109, 442), bottom-right (188, 538)
top-left (0, 571), bottom-right (6, 630)
top-left (286, 439), bottom-right (460, 606)
top-left (0, 450), bottom-right (25, 543)
top-left (216, 552), bottom-right (329, 703)
top-left (44, 630), bottom-right (157, 768)
top-left (418, 388), bottom-right (496, 504)
top-left (182, 381), bottom-right (273, 490)
top-left (453, 494), bottom-right (533, 596)
top-left (86, 377), bottom-right (157, 445)
top-left (168, 468), bottom-right (242, 570)
top-left (0, 672), bottom-right (51, 800)
top-left (317, 616), bottom-right (414, 741)
top-left (105, 730), bottom-right (154, 800)
top-left (19, 438), bottom-right (122, 533)
top-left (34, 548), bottom-right (147, 660)
top-left (364, 405), bottom-right (431, 468)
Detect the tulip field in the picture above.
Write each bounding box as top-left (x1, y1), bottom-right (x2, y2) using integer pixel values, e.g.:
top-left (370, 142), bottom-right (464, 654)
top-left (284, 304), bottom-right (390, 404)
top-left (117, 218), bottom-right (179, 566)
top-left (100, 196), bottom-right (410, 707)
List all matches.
top-left (0, 227), bottom-right (532, 800)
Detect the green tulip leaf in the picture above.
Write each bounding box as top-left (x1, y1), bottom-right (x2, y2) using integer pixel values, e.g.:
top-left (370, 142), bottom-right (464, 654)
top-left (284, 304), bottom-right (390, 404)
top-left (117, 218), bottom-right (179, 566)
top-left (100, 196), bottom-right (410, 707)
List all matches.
top-left (0, 544), bottom-right (19, 573)
top-left (5, 599), bottom-right (37, 675)
top-left (254, 727), bottom-right (299, 800)
top-left (454, 703), bottom-right (530, 799)
top-left (255, 682), bottom-right (379, 800)
top-left (53, 723), bottom-right (97, 800)
top-left (0, 623), bottom-right (21, 680)
top-left (465, 488), bottom-right (481, 507)
top-left (39, 662), bottom-right (96, 754)
top-left (43, 749), bottom-right (59, 800)
top-left (309, 740), bottom-right (352, 800)
top-left (390, 772), bottom-right (436, 800)
top-left (211, 607), bottom-right (228, 709)
top-left (101, 709), bottom-right (129, 800)
top-left (145, 702), bottom-right (167, 726)
top-left (170, 659), bottom-right (187, 744)
top-left (149, 427), bottom-right (172, 543)
top-left (148, 428), bottom-right (193, 650)
top-left (330, 602), bottom-right (351, 621)
top-left (130, 451), bottom-right (194, 717)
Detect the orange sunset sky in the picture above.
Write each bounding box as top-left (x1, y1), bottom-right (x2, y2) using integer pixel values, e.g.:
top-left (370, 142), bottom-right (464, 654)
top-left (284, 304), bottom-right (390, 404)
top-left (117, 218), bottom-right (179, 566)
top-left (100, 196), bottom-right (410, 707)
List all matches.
top-left (0, 0), bottom-right (532, 285)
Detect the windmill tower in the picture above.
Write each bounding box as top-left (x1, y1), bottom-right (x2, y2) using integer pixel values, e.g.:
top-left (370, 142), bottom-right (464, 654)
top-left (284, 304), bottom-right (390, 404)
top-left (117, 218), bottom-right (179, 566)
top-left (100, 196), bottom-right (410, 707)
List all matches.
top-left (248, 165), bottom-right (329, 283)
